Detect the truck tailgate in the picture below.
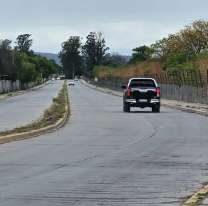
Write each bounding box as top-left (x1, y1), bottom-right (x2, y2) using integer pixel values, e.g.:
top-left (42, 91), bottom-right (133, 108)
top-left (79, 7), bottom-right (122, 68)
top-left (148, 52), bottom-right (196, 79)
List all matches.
top-left (131, 88), bottom-right (157, 99)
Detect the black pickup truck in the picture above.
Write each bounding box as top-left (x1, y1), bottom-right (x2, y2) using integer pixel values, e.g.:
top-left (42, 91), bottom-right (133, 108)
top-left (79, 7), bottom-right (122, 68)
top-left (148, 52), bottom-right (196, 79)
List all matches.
top-left (121, 78), bottom-right (160, 113)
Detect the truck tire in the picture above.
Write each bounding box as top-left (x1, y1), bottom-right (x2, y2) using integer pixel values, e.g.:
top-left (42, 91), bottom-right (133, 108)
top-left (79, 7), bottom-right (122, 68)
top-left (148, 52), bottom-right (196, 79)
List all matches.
top-left (152, 106), bottom-right (160, 113)
top-left (155, 108), bottom-right (160, 113)
top-left (125, 106), bottom-right (130, 113)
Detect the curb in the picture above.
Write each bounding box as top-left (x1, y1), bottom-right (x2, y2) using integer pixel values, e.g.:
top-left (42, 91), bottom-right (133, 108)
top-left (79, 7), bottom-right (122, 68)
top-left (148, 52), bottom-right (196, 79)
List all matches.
top-left (161, 103), bottom-right (208, 116)
top-left (0, 105), bottom-right (69, 144)
top-left (80, 79), bottom-right (123, 97)
top-left (80, 79), bottom-right (208, 205)
top-left (0, 80), bottom-right (53, 101)
top-left (182, 186), bottom-right (208, 205)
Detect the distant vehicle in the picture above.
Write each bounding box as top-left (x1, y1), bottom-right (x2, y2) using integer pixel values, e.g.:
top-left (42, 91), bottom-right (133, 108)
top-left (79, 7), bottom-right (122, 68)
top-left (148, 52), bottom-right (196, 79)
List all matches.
top-left (60, 76), bottom-right (65, 80)
top-left (0, 75), bottom-right (11, 80)
top-left (68, 80), bottom-right (75, 86)
top-left (121, 78), bottom-right (160, 113)
top-left (74, 76), bottom-right (79, 81)
top-left (56, 77), bottom-right (60, 80)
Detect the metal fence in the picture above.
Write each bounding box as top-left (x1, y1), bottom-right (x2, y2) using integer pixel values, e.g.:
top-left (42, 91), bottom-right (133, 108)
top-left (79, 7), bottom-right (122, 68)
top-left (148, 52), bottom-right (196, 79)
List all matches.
top-left (0, 78), bottom-right (49, 94)
top-left (149, 70), bottom-right (208, 87)
top-left (83, 71), bottom-right (208, 104)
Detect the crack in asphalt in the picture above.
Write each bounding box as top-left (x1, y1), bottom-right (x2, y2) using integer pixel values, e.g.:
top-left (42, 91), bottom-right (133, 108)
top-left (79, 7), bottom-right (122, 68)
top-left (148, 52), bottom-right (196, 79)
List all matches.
top-left (0, 125), bottom-right (158, 188)
top-left (117, 115), bottom-right (159, 151)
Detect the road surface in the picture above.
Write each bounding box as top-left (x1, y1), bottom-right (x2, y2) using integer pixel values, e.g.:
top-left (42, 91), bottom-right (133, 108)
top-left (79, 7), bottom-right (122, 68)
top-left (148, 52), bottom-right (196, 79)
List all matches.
top-left (0, 81), bottom-right (208, 206)
top-left (0, 80), bottom-right (64, 131)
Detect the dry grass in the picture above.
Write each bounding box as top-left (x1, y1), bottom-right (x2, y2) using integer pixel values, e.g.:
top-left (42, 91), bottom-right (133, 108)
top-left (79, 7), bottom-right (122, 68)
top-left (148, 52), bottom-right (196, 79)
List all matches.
top-left (99, 61), bottom-right (165, 79)
top-left (0, 80), bottom-right (68, 137)
top-left (196, 56), bottom-right (208, 73)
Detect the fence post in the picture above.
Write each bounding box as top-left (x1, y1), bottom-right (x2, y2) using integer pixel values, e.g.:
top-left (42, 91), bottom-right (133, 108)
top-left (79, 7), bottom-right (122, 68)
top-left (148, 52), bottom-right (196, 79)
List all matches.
top-left (182, 71), bottom-right (186, 85)
top-left (194, 70), bottom-right (198, 87)
top-left (207, 69), bottom-right (208, 103)
top-left (207, 69), bottom-right (208, 84)
top-left (198, 70), bottom-right (203, 87)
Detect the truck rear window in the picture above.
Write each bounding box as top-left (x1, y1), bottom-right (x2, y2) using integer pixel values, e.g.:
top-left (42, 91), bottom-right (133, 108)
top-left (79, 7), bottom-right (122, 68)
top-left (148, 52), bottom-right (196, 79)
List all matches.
top-left (129, 79), bottom-right (156, 87)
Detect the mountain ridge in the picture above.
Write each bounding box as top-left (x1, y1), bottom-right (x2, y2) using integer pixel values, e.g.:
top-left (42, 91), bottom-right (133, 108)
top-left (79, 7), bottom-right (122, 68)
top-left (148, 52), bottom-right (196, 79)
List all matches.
top-left (35, 52), bottom-right (60, 64)
top-left (35, 52), bottom-right (132, 65)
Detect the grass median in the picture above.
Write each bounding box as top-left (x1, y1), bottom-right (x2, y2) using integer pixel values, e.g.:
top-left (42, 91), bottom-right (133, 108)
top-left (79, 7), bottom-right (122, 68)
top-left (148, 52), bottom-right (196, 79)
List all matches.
top-left (0, 80), bottom-right (68, 137)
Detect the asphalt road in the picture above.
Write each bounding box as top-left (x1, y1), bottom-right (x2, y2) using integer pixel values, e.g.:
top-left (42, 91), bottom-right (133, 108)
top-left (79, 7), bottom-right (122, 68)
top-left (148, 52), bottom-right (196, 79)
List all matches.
top-left (0, 80), bottom-right (64, 131)
top-left (0, 81), bottom-right (208, 206)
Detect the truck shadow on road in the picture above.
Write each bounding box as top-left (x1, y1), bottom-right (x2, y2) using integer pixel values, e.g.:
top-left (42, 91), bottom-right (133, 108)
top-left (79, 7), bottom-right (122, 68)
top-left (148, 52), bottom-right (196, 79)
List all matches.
top-left (111, 110), bottom-right (174, 114)
top-left (127, 111), bottom-right (171, 113)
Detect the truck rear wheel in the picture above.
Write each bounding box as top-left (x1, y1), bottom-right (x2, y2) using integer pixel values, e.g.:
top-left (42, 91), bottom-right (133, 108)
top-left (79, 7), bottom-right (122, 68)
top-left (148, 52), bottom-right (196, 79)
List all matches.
top-left (152, 106), bottom-right (160, 113)
top-left (125, 106), bottom-right (130, 113)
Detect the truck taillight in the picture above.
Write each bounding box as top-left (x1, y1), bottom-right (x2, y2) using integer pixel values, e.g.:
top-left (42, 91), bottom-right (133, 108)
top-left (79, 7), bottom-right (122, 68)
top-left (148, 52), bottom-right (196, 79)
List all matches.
top-left (156, 89), bottom-right (160, 97)
top-left (126, 89), bottom-right (131, 97)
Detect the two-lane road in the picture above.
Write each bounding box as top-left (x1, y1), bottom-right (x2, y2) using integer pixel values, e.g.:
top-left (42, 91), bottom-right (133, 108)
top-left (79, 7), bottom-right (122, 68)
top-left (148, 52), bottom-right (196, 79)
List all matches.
top-left (0, 81), bottom-right (208, 205)
top-left (0, 80), bottom-right (64, 131)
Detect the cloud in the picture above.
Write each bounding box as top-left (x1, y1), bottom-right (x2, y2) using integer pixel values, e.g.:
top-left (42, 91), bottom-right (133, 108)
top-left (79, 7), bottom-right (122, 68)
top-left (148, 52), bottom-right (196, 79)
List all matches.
top-left (1, 0), bottom-right (208, 55)
top-left (0, 21), bottom-right (179, 55)
top-left (87, 21), bottom-right (178, 54)
top-left (0, 27), bottom-right (83, 54)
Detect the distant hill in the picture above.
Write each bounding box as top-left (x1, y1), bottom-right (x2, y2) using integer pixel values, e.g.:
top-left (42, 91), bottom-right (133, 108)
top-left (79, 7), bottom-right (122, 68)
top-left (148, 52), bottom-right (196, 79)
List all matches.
top-left (35, 52), bottom-right (132, 65)
top-left (35, 52), bottom-right (60, 65)
top-left (122, 55), bottom-right (132, 62)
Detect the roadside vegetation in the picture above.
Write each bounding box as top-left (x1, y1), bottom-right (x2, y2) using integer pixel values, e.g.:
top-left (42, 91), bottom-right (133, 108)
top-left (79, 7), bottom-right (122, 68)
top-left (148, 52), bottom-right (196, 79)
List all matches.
top-left (0, 34), bottom-right (61, 85)
top-left (2, 19), bottom-right (208, 85)
top-left (0, 80), bottom-right (68, 137)
top-left (57, 18), bottom-right (208, 85)
top-left (58, 32), bottom-right (127, 79)
top-left (92, 19), bottom-right (208, 81)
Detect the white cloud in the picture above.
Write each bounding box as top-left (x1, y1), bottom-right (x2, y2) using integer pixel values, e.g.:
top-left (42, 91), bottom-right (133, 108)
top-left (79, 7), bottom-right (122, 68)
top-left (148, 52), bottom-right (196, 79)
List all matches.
top-left (0, 21), bottom-right (179, 55)
top-left (87, 21), bottom-right (179, 54)
top-left (0, 27), bottom-right (83, 54)
top-left (1, 0), bottom-right (208, 55)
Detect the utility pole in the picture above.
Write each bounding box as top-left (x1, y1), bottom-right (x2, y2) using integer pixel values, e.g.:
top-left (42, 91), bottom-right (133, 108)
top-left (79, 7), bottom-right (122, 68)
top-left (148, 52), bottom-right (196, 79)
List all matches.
top-left (73, 62), bottom-right (75, 79)
top-left (12, 49), bottom-right (14, 65)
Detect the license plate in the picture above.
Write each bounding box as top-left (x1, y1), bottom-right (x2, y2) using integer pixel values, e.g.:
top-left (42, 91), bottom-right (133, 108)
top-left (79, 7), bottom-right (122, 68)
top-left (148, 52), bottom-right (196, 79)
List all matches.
top-left (139, 99), bottom-right (147, 102)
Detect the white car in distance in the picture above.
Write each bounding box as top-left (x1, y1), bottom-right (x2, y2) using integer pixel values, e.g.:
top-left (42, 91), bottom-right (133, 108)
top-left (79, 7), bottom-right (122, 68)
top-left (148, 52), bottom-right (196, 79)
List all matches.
top-left (68, 80), bottom-right (75, 86)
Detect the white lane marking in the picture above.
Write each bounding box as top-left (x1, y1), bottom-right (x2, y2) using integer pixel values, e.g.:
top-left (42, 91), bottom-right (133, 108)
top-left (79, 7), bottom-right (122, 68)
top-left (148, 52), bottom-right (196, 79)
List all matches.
top-left (160, 126), bottom-right (165, 129)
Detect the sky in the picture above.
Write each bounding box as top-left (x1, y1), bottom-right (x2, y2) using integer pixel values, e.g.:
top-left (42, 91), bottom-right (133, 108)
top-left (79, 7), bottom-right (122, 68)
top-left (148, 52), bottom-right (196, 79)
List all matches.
top-left (1, 0), bottom-right (208, 55)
